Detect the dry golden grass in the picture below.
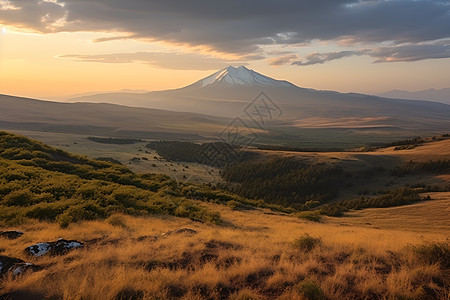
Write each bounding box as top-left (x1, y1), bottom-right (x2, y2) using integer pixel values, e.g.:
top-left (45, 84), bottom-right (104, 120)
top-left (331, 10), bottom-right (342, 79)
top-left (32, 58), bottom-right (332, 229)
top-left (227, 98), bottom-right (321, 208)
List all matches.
top-left (1, 199), bottom-right (449, 299)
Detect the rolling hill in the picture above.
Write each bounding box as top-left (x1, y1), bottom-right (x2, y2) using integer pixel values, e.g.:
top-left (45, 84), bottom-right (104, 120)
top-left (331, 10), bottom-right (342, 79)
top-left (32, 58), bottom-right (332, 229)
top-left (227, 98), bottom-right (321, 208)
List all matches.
top-left (0, 94), bottom-right (229, 139)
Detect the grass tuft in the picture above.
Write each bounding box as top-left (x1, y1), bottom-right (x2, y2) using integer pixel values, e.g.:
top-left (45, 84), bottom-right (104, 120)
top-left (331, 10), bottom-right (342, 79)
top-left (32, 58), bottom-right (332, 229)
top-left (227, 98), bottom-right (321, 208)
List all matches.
top-left (409, 242), bottom-right (450, 269)
top-left (293, 234), bottom-right (321, 252)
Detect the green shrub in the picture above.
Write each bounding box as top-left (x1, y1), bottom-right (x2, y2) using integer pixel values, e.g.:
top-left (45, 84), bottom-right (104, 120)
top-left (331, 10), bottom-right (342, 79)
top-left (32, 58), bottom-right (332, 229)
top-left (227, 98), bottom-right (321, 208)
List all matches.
top-left (25, 202), bottom-right (67, 221)
top-left (293, 234), bottom-right (321, 252)
top-left (297, 211), bottom-right (322, 222)
top-left (294, 279), bottom-right (325, 300)
top-left (2, 189), bottom-right (34, 206)
top-left (57, 203), bottom-right (105, 228)
top-left (107, 214), bottom-right (128, 228)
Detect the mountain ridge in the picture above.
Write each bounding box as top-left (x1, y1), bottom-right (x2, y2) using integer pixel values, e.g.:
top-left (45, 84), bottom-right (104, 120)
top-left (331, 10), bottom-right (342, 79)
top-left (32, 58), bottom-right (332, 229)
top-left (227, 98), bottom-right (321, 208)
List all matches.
top-left (378, 88), bottom-right (450, 105)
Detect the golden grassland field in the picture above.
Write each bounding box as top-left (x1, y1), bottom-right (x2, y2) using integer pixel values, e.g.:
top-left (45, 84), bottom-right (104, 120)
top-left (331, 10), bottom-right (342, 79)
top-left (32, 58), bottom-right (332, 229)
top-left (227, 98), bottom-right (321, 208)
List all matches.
top-left (0, 199), bottom-right (449, 300)
top-left (0, 131), bottom-right (449, 299)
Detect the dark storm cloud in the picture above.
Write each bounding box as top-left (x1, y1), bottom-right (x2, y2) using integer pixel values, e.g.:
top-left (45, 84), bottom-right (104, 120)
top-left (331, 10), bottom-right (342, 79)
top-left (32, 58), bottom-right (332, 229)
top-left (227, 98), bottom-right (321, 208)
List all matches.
top-left (1, 0), bottom-right (449, 61)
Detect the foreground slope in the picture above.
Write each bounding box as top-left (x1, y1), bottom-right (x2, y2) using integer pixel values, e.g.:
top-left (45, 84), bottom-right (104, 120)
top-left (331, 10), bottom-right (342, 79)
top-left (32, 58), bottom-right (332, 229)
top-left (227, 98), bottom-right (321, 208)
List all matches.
top-left (0, 199), bottom-right (448, 299)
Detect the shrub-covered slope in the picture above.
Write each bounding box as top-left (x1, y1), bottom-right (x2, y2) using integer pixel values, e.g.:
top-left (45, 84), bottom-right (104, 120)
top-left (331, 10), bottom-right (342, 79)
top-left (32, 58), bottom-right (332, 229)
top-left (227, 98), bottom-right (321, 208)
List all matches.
top-left (0, 131), bottom-right (222, 226)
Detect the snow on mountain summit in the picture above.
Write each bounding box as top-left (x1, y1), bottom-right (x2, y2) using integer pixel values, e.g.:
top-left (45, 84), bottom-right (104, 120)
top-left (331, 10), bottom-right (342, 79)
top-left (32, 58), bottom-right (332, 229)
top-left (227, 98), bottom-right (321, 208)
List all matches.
top-left (192, 66), bottom-right (296, 88)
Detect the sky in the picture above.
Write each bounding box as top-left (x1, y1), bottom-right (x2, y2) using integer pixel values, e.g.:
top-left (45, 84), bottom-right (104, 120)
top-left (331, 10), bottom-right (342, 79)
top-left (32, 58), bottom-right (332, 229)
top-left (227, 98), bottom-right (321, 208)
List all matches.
top-left (0, 0), bottom-right (449, 99)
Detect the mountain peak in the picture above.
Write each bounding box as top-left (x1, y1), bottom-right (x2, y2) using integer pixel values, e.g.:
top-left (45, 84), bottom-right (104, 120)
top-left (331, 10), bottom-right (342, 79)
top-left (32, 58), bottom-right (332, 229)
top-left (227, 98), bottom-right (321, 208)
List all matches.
top-left (189, 65), bottom-right (296, 88)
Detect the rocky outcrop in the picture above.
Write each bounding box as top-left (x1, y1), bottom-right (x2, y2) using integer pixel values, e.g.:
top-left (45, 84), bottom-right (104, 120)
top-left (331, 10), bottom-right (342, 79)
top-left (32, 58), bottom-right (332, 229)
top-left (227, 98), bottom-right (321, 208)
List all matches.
top-left (25, 239), bottom-right (84, 257)
top-left (0, 231), bottom-right (23, 240)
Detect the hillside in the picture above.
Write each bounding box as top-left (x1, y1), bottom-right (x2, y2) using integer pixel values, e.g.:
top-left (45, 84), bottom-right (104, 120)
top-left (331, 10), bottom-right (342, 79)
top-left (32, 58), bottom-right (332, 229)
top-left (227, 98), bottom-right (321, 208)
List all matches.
top-left (0, 94), bottom-right (229, 139)
top-left (0, 131), bottom-right (230, 227)
top-left (0, 131), bottom-right (293, 227)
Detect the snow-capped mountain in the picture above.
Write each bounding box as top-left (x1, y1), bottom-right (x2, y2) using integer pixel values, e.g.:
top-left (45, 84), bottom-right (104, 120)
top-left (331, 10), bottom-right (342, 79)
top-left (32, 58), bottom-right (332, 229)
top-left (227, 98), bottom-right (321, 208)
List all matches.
top-left (66, 66), bottom-right (450, 135)
top-left (188, 66), bottom-right (296, 88)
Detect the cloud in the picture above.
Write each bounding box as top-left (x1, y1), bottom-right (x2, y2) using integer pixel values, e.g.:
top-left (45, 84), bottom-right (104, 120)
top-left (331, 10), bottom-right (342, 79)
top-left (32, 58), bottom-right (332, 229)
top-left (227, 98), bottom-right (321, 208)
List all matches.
top-left (268, 54), bottom-right (299, 66)
top-left (370, 42), bottom-right (450, 63)
top-left (0, 0), bottom-right (66, 32)
top-left (59, 51), bottom-right (247, 70)
top-left (292, 51), bottom-right (365, 66)
top-left (1, 0), bottom-right (449, 61)
top-left (290, 41), bottom-right (450, 66)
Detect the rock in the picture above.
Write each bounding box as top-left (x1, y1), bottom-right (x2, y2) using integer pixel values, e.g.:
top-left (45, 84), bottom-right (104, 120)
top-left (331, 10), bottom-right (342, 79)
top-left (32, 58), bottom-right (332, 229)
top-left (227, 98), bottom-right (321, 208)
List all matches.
top-left (10, 263), bottom-right (41, 276)
top-left (51, 239), bottom-right (84, 256)
top-left (0, 231), bottom-right (24, 240)
top-left (0, 255), bottom-right (40, 277)
top-left (160, 228), bottom-right (198, 237)
top-left (25, 239), bottom-right (84, 257)
top-left (25, 243), bottom-right (52, 257)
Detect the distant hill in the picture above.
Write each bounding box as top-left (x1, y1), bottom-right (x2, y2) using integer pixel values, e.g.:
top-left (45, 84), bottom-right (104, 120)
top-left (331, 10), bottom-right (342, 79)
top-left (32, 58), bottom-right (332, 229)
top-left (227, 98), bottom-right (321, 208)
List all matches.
top-left (378, 88), bottom-right (450, 105)
top-left (0, 94), bottom-right (229, 139)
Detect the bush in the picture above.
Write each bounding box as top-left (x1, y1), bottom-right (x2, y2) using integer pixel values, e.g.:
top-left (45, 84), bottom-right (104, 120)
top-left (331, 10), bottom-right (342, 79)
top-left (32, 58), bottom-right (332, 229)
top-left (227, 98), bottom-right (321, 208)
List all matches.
top-left (2, 189), bottom-right (34, 206)
top-left (293, 234), bottom-right (321, 252)
top-left (297, 211), bottom-right (322, 222)
top-left (294, 279), bottom-right (325, 300)
top-left (57, 203), bottom-right (105, 228)
top-left (25, 202), bottom-right (67, 221)
top-left (107, 214), bottom-right (128, 228)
